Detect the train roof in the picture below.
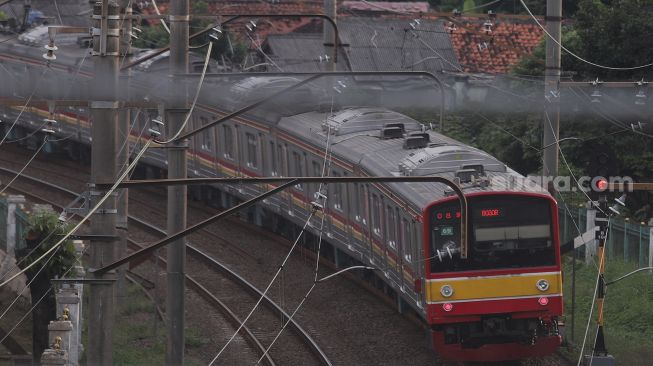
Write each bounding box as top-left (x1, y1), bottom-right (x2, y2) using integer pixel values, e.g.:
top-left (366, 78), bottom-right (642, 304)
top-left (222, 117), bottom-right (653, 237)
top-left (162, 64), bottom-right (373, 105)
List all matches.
top-left (278, 107), bottom-right (548, 207)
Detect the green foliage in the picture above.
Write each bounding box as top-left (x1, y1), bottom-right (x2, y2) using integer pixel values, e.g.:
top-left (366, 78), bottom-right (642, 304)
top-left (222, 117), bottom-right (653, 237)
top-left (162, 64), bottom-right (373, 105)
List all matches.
top-left (132, 25), bottom-right (169, 49)
top-left (573, 0), bottom-right (653, 80)
top-left (18, 209), bottom-right (77, 280)
top-left (563, 258), bottom-right (653, 364)
top-left (0, 11), bottom-right (7, 21)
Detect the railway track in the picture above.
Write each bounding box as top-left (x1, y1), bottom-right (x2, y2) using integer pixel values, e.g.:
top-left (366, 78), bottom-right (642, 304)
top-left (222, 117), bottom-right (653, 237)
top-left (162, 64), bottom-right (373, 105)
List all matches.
top-left (0, 166), bottom-right (331, 365)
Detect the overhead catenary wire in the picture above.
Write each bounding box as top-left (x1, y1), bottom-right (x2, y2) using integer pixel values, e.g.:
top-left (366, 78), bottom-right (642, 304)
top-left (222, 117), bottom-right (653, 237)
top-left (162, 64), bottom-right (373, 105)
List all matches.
top-left (519, 0), bottom-right (653, 71)
top-left (150, 0), bottom-right (170, 34)
top-left (544, 110), bottom-right (607, 215)
top-left (210, 58), bottom-right (332, 366)
top-left (0, 244), bottom-right (88, 346)
top-left (570, 86), bottom-right (653, 139)
top-left (208, 210), bottom-right (317, 366)
top-left (154, 41), bottom-right (213, 144)
top-left (254, 100), bottom-right (337, 364)
top-left (0, 68), bottom-right (49, 147)
top-left (0, 138), bottom-right (152, 289)
top-left (0, 244), bottom-right (63, 322)
top-left (0, 135), bottom-right (49, 196)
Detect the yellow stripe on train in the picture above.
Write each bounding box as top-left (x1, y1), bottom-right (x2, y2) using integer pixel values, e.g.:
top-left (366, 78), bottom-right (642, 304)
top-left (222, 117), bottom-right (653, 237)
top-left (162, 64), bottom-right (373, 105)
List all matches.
top-left (426, 272), bottom-right (562, 303)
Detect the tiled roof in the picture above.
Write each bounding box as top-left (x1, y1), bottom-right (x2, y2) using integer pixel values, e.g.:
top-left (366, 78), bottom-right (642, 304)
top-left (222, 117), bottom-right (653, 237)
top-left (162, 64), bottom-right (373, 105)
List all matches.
top-left (436, 17), bottom-right (543, 74)
top-left (138, 1), bottom-right (544, 75)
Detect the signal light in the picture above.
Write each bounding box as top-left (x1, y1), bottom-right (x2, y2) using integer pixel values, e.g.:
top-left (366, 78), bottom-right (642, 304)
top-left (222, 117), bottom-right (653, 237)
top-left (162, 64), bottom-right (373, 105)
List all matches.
top-left (442, 303), bottom-right (453, 312)
top-left (597, 178), bottom-right (608, 191)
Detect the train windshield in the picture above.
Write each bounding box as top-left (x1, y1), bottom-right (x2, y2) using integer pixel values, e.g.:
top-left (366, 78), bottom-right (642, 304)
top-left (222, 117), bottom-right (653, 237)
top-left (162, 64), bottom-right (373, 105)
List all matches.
top-left (429, 195), bottom-right (556, 273)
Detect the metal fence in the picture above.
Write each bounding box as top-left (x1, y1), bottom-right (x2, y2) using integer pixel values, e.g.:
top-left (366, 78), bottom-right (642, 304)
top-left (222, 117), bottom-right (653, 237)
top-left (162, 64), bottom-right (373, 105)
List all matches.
top-left (559, 207), bottom-right (651, 266)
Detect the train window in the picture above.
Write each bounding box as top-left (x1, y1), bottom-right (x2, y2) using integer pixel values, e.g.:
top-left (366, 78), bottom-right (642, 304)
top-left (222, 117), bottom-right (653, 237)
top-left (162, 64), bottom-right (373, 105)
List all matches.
top-left (312, 161), bottom-right (322, 196)
top-left (200, 117), bottom-right (212, 150)
top-left (401, 218), bottom-right (412, 263)
top-left (353, 184), bottom-right (362, 222)
top-left (428, 196), bottom-right (555, 273)
top-left (222, 125), bottom-right (235, 159)
top-left (361, 185), bottom-right (369, 226)
top-left (292, 151), bottom-right (303, 190)
top-left (278, 144), bottom-right (288, 176)
top-left (246, 133), bottom-right (258, 169)
top-left (372, 194), bottom-right (381, 236)
top-left (387, 205), bottom-right (396, 249)
top-left (269, 141), bottom-right (277, 176)
top-left (331, 171), bottom-right (343, 211)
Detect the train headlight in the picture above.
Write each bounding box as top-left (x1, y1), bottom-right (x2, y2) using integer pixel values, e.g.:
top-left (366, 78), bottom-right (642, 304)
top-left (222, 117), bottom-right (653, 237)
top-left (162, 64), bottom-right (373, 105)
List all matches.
top-left (440, 285), bottom-right (454, 297)
top-left (536, 279), bottom-right (550, 292)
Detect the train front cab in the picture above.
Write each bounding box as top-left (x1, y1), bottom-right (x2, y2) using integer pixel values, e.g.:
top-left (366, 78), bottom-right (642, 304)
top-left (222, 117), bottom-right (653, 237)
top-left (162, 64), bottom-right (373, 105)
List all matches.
top-left (423, 192), bottom-right (562, 362)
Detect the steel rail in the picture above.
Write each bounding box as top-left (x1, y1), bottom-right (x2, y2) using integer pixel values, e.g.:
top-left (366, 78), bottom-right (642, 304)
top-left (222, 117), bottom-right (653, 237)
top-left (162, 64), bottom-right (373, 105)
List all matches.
top-left (0, 167), bottom-right (280, 366)
top-left (128, 216), bottom-right (332, 366)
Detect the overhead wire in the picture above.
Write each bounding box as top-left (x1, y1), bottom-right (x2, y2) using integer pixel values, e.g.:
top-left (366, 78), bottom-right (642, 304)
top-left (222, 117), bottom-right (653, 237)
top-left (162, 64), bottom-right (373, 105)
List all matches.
top-left (150, 0), bottom-right (170, 34)
top-left (0, 135), bottom-right (49, 196)
top-left (154, 41), bottom-right (213, 144)
top-left (0, 244), bottom-right (63, 322)
top-left (569, 86), bottom-right (653, 139)
top-left (0, 68), bottom-right (49, 147)
top-left (255, 98), bottom-right (337, 364)
top-left (208, 210), bottom-right (317, 365)
top-left (0, 243), bottom-right (88, 346)
top-left (0, 138), bottom-right (152, 289)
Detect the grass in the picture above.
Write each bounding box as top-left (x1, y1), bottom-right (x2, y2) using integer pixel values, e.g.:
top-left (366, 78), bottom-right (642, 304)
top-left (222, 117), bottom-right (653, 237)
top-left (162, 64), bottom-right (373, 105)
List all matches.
top-left (562, 256), bottom-right (653, 364)
top-left (80, 283), bottom-right (205, 365)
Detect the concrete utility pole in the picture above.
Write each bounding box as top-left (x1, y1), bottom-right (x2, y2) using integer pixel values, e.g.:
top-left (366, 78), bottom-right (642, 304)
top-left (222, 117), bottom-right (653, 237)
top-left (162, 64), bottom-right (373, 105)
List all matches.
top-left (88, 1), bottom-right (120, 364)
top-left (542, 0), bottom-right (561, 185)
top-left (115, 0), bottom-right (133, 298)
top-left (166, 0), bottom-right (189, 364)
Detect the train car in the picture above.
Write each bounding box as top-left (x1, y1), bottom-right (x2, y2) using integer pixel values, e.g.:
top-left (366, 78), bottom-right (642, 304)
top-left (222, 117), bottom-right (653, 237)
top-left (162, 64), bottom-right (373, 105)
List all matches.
top-left (0, 39), bottom-right (562, 362)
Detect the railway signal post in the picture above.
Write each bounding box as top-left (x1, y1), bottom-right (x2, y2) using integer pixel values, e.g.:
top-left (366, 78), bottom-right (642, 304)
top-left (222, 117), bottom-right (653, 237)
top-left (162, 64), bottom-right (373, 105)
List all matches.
top-left (584, 195), bottom-right (615, 365)
top-left (88, 0), bottom-right (120, 364)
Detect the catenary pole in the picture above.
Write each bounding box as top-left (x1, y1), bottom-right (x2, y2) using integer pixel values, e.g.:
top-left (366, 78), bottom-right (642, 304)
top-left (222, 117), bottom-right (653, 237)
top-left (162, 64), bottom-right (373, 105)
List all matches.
top-left (166, 0), bottom-right (189, 364)
top-left (115, 0), bottom-right (133, 298)
top-left (542, 0), bottom-right (561, 189)
top-left (88, 1), bottom-right (120, 364)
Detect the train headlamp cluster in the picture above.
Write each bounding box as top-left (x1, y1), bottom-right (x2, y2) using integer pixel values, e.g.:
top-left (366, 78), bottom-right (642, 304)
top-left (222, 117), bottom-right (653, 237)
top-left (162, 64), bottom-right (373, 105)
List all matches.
top-left (440, 284), bottom-right (454, 298)
top-left (536, 279), bottom-right (549, 292)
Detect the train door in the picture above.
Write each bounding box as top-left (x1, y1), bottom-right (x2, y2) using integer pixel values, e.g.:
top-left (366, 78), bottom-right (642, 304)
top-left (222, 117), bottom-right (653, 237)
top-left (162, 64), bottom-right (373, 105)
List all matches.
top-left (385, 204), bottom-right (402, 288)
top-left (290, 150), bottom-right (308, 221)
top-left (277, 142), bottom-right (290, 215)
top-left (370, 191), bottom-right (385, 266)
top-left (328, 170), bottom-right (347, 245)
top-left (361, 184), bottom-right (374, 265)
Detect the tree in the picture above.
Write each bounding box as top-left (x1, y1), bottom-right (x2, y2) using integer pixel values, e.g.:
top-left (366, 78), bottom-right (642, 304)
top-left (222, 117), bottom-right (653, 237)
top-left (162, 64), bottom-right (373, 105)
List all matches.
top-left (16, 209), bottom-right (77, 362)
top-left (573, 0), bottom-right (653, 80)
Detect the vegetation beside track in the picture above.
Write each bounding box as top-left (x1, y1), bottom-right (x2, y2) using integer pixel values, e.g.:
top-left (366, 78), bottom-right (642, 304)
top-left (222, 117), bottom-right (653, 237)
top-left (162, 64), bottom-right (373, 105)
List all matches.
top-left (562, 256), bottom-right (653, 364)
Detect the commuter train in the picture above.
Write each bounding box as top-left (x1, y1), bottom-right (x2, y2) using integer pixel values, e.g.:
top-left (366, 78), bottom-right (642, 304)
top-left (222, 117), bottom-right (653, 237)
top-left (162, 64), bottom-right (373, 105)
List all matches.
top-left (0, 37), bottom-right (563, 362)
